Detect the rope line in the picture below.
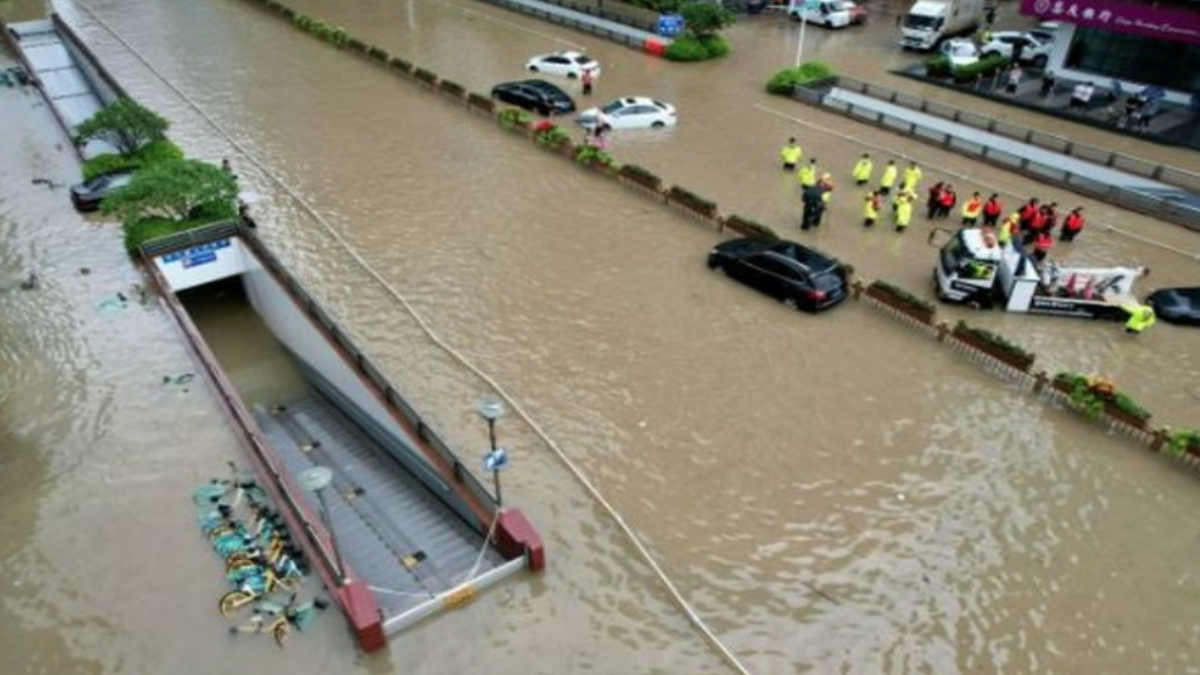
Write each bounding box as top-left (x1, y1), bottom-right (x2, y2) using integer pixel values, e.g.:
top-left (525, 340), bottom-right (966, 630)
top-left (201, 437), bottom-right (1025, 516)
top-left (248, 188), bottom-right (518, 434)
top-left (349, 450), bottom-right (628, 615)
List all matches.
top-left (70, 3), bottom-right (753, 673)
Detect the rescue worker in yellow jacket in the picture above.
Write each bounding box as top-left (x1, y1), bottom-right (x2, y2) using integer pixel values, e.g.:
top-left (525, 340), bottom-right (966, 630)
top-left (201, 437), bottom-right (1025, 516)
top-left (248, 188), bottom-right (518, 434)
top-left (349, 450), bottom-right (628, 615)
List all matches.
top-left (863, 190), bottom-right (882, 228)
top-left (1122, 303), bottom-right (1156, 335)
top-left (780, 137), bottom-right (802, 171)
top-left (901, 161), bottom-right (923, 193)
top-left (894, 190), bottom-right (915, 232)
top-left (997, 212), bottom-right (1021, 247)
top-left (797, 158), bottom-right (818, 188)
top-left (879, 160), bottom-right (898, 196)
top-left (852, 153), bottom-right (873, 186)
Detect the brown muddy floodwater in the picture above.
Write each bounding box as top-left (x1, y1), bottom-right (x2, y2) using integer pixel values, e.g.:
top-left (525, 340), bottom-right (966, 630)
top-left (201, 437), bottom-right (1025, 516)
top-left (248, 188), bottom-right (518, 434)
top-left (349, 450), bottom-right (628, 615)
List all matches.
top-left (3, 0), bottom-right (1200, 673)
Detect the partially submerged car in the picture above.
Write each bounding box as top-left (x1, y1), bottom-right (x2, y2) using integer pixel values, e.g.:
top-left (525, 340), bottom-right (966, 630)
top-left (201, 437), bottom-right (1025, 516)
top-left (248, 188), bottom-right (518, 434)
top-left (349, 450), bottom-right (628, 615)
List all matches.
top-left (576, 96), bottom-right (677, 130)
top-left (525, 51), bottom-right (602, 79)
top-left (491, 79), bottom-right (576, 116)
top-left (1147, 286), bottom-right (1200, 326)
top-left (707, 237), bottom-right (850, 312)
top-left (70, 169), bottom-right (135, 212)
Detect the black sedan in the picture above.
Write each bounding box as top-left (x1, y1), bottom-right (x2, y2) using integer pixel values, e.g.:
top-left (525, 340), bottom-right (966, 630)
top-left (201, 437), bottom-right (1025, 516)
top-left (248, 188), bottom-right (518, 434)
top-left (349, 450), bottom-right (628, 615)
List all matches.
top-left (1147, 286), bottom-right (1200, 326)
top-left (491, 79), bottom-right (575, 117)
top-left (707, 237), bottom-right (850, 312)
top-left (70, 169), bottom-right (136, 212)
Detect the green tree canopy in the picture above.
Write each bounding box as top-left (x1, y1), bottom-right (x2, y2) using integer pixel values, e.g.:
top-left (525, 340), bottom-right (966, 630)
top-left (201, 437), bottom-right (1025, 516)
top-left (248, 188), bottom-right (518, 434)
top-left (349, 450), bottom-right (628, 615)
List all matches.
top-left (681, 2), bottom-right (736, 38)
top-left (102, 159), bottom-right (238, 223)
top-left (75, 98), bottom-right (169, 156)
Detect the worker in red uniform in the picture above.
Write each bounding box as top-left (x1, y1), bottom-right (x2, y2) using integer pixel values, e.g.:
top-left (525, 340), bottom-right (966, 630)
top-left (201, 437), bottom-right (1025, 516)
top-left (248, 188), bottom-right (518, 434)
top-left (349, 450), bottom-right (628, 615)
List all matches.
top-left (1018, 197), bottom-right (1040, 235)
top-left (936, 184), bottom-right (957, 219)
top-left (1032, 229), bottom-right (1054, 262)
top-left (982, 193), bottom-right (1003, 227)
top-left (1060, 206), bottom-right (1086, 241)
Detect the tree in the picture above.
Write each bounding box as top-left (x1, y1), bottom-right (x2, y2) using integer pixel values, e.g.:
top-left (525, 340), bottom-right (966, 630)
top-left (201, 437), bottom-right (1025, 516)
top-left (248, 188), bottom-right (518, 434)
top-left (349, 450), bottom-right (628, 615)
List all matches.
top-left (680, 2), bottom-right (736, 39)
top-left (102, 159), bottom-right (238, 223)
top-left (75, 98), bottom-right (169, 156)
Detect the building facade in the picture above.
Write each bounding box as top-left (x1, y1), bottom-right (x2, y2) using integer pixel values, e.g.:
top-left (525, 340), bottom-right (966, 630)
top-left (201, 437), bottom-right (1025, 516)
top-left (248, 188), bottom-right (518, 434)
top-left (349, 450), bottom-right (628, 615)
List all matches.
top-left (1020, 0), bottom-right (1200, 103)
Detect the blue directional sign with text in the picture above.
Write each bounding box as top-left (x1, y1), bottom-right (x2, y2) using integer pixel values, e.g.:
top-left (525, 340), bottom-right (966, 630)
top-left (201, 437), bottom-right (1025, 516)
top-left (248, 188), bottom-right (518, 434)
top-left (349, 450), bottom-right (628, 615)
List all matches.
top-left (484, 448), bottom-right (509, 473)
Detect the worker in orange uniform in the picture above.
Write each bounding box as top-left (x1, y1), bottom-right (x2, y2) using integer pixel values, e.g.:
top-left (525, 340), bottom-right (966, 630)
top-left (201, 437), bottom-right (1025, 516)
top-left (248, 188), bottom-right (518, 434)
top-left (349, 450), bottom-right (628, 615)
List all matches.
top-left (961, 191), bottom-right (983, 227)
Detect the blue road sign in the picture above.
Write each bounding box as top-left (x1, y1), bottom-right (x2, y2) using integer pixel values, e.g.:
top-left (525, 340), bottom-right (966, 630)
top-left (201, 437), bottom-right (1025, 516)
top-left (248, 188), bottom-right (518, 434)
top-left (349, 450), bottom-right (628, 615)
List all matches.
top-left (484, 448), bottom-right (509, 473)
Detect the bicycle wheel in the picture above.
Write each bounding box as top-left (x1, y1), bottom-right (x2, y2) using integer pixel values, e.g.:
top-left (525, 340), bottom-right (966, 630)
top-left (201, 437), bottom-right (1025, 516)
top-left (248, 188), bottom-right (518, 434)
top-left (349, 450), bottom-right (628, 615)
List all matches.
top-left (272, 620), bottom-right (291, 648)
top-left (219, 590), bottom-right (256, 618)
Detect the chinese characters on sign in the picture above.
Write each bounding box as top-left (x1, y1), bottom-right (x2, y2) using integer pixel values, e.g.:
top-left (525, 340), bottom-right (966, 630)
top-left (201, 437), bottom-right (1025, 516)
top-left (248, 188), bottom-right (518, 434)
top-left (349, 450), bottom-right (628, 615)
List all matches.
top-left (1023, 0), bottom-right (1200, 45)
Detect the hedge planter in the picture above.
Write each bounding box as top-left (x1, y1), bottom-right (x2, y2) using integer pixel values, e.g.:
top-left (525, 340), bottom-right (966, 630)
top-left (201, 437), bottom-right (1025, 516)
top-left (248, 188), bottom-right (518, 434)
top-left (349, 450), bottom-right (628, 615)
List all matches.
top-left (618, 164), bottom-right (663, 193)
top-left (413, 68), bottom-right (438, 87)
top-left (1052, 373), bottom-right (1153, 430)
top-left (723, 214), bottom-right (780, 242)
top-left (865, 281), bottom-right (936, 324)
top-left (467, 92), bottom-right (494, 114)
top-left (666, 185), bottom-right (718, 219)
top-left (389, 57), bottom-right (413, 74)
top-left (439, 79), bottom-right (466, 100)
top-left (950, 322), bottom-right (1034, 372)
top-left (1103, 401), bottom-right (1150, 430)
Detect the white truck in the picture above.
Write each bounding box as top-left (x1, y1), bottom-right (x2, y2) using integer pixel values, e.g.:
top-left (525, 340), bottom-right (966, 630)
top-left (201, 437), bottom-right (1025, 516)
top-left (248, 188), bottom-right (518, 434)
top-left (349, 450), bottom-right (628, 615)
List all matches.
top-left (931, 228), bottom-right (1145, 320)
top-left (899, 0), bottom-right (986, 51)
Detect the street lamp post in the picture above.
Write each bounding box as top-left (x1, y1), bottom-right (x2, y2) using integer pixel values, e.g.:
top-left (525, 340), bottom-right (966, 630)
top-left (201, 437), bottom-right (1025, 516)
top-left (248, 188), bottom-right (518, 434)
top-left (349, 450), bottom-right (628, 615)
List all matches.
top-left (298, 465), bottom-right (346, 585)
top-left (792, 0), bottom-right (810, 68)
top-left (475, 398), bottom-right (508, 507)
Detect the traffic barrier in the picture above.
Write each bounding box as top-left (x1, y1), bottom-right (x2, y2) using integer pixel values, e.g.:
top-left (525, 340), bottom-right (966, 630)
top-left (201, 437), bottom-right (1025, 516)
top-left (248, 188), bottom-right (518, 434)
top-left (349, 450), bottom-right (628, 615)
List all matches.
top-left (644, 39), bottom-right (667, 57)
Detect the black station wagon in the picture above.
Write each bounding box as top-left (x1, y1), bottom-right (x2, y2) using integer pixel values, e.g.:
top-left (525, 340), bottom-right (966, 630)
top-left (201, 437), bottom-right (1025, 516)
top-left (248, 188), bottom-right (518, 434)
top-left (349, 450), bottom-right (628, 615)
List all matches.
top-left (707, 237), bottom-right (850, 312)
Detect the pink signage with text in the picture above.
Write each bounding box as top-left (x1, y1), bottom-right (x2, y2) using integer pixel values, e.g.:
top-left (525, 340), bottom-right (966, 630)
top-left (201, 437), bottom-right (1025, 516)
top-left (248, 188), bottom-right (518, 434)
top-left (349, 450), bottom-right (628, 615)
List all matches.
top-left (1021, 0), bottom-right (1200, 45)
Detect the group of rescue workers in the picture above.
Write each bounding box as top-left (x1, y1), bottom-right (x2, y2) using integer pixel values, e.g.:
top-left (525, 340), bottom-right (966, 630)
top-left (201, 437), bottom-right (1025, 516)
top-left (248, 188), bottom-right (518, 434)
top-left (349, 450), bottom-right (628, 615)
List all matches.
top-left (780, 138), bottom-right (1088, 258)
top-left (778, 138), bottom-right (1156, 335)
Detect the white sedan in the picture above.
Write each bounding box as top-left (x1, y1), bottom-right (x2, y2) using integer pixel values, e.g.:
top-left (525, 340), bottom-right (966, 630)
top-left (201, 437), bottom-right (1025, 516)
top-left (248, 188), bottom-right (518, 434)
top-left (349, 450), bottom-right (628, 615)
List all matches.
top-left (576, 96), bottom-right (677, 130)
top-left (980, 31), bottom-right (1052, 68)
top-left (525, 51), bottom-right (602, 79)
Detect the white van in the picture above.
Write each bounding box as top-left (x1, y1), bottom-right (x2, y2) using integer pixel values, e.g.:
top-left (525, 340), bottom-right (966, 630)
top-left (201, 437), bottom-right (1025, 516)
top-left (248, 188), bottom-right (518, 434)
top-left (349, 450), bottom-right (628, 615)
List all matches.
top-left (788, 0), bottom-right (867, 29)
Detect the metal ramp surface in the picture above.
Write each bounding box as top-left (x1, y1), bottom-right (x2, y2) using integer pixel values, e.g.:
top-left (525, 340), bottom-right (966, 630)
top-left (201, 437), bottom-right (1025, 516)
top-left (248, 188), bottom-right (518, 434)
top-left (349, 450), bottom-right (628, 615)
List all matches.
top-left (255, 393), bottom-right (508, 627)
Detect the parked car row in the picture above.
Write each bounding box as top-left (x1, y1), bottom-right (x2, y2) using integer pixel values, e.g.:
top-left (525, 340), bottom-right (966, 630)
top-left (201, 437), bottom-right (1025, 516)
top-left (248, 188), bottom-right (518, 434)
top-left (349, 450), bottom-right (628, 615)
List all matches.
top-left (494, 50), bottom-right (678, 131)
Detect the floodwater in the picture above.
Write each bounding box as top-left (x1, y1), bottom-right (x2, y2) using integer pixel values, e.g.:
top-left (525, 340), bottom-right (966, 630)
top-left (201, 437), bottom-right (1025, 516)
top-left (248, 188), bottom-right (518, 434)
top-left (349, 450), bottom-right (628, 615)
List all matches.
top-left (3, 0), bottom-right (1200, 674)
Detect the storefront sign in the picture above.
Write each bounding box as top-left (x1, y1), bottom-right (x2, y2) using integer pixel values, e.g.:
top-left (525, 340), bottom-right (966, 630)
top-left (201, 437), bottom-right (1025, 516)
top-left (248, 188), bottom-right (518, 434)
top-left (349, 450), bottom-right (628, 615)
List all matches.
top-left (161, 238), bottom-right (231, 268)
top-left (1022, 0), bottom-right (1200, 45)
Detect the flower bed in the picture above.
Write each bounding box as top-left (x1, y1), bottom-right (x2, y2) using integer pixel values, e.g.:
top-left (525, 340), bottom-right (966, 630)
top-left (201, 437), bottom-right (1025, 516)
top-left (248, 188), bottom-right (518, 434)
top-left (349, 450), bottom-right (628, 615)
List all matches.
top-left (574, 144), bottom-right (614, 172)
top-left (951, 321), bottom-right (1035, 372)
top-left (865, 280), bottom-right (936, 324)
top-left (1053, 373), bottom-right (1152, 429)
top-left (498, 108), bottom-right (532, 131)
top-left (666, 185), bottom-right (718, 219)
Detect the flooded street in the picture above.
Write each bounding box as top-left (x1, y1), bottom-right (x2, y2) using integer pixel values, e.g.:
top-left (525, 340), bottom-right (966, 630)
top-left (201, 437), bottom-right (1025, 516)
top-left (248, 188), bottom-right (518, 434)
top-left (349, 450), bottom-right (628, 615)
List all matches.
top-left (3, 0), bottom-right (1200, 673)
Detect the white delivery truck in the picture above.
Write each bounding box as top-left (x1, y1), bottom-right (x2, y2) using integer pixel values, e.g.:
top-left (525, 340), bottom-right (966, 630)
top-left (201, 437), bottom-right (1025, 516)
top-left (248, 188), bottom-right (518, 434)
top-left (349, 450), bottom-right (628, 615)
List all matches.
top-left (899, 0), bottom-right (986, 50)
top-left (931, 228), bottom-right (1145, 320)
top-left (788, 0), bottom-right (867, 29)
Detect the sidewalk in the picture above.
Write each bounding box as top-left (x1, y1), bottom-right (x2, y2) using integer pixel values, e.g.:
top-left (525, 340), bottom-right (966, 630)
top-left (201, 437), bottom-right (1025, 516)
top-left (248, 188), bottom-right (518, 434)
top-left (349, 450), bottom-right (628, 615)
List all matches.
top-left (896, 64), bottom-right (1200, 151)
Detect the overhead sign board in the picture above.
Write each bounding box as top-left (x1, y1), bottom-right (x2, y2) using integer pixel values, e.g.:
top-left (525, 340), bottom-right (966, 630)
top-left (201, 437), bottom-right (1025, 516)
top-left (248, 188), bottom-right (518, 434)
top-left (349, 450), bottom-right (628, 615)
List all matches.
top-left (1021, 0), bottom-right (1200, 45)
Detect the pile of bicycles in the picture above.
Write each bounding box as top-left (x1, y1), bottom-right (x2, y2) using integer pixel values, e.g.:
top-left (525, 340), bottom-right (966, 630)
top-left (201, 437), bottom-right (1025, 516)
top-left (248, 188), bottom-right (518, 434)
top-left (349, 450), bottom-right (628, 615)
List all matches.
top-left (193, 466), bottom-right (326, 647)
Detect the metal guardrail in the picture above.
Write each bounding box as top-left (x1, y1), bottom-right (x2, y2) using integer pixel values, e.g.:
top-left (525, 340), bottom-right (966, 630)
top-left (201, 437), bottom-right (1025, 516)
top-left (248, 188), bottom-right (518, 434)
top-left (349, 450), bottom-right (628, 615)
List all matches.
top-left (473, 0), bottom-right (661, 48)
top-left (807, 80), bottom-right (1200, 232)
top-left (831, 76), bottom-right (1200, 195)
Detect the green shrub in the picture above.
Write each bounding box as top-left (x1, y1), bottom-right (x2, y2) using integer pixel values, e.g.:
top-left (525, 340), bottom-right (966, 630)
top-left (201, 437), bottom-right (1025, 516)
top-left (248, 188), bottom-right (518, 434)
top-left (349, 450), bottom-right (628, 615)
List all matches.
top-left (766, 61), bottom-right (835, 95)
top-left (953, 54), bottom-right (1010, 82)
top-left (81, 139), bottom-right (184, 181)
top-left (665, 36), bottom-right (710, 62)
top-left (497, 108), bottom-right (533, 129)
top-left (618, 164), bottom-right (662, 191)
top-left (1052, 373), bottom-right (1149, 423)
top-left (1110, 392), bottom-right (1151, 422)
top-left (574, 144), bottom-right (614, 168)
top-left (1166, 429), bottom-right (1200, 459)
top-left (123, 216), bottom-right (217, 254)
top-left (534, 125), bottom-right (572, 148)
top-left (925, 56), bottom-right (950, 78)
top-left (724, 215), bottom-right (780, 242)
top-left (952, 321), bottom-right (1035, 368)
top-left (701, 35), bottom-right (731, 58)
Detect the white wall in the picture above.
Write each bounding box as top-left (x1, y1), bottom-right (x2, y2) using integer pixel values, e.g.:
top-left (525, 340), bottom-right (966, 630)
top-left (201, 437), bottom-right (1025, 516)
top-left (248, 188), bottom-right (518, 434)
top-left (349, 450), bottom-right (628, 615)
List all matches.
top-left (154, 237), bottom-right (250, 292)
top-left (240, 252), bottom-right (422, 454)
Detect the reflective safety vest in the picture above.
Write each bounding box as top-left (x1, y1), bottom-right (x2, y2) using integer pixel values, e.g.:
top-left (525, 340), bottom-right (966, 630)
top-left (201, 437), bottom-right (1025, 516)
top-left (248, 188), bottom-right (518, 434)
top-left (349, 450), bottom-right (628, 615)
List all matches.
top-left (902, 166), bottom-right (922, 190)
top-left (1033, 231), bottom-right (1054, 252)
top-left (895, 197), bottom-right (914, 227)
top-left (983, 199), bottom-right (1003, 217)
top-left (1064, 212), bottom-right (1085, 232)
top-left (781, 144), bottom-right (802, 165)
top-left (853, 159), bottom-right (873, 182)
top-left (880, 165), bottom-right (898, 188)
top-left (962, 197), bottom-right (983, 218)
top-left (998, 214), bottom-right (1020, 244)
top-left (864, 193), bottom-right (880, 219)
top-left (1123, 304), bottom-right (1157, 333)
top-left (798, 164), bottom-right (817, 187)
